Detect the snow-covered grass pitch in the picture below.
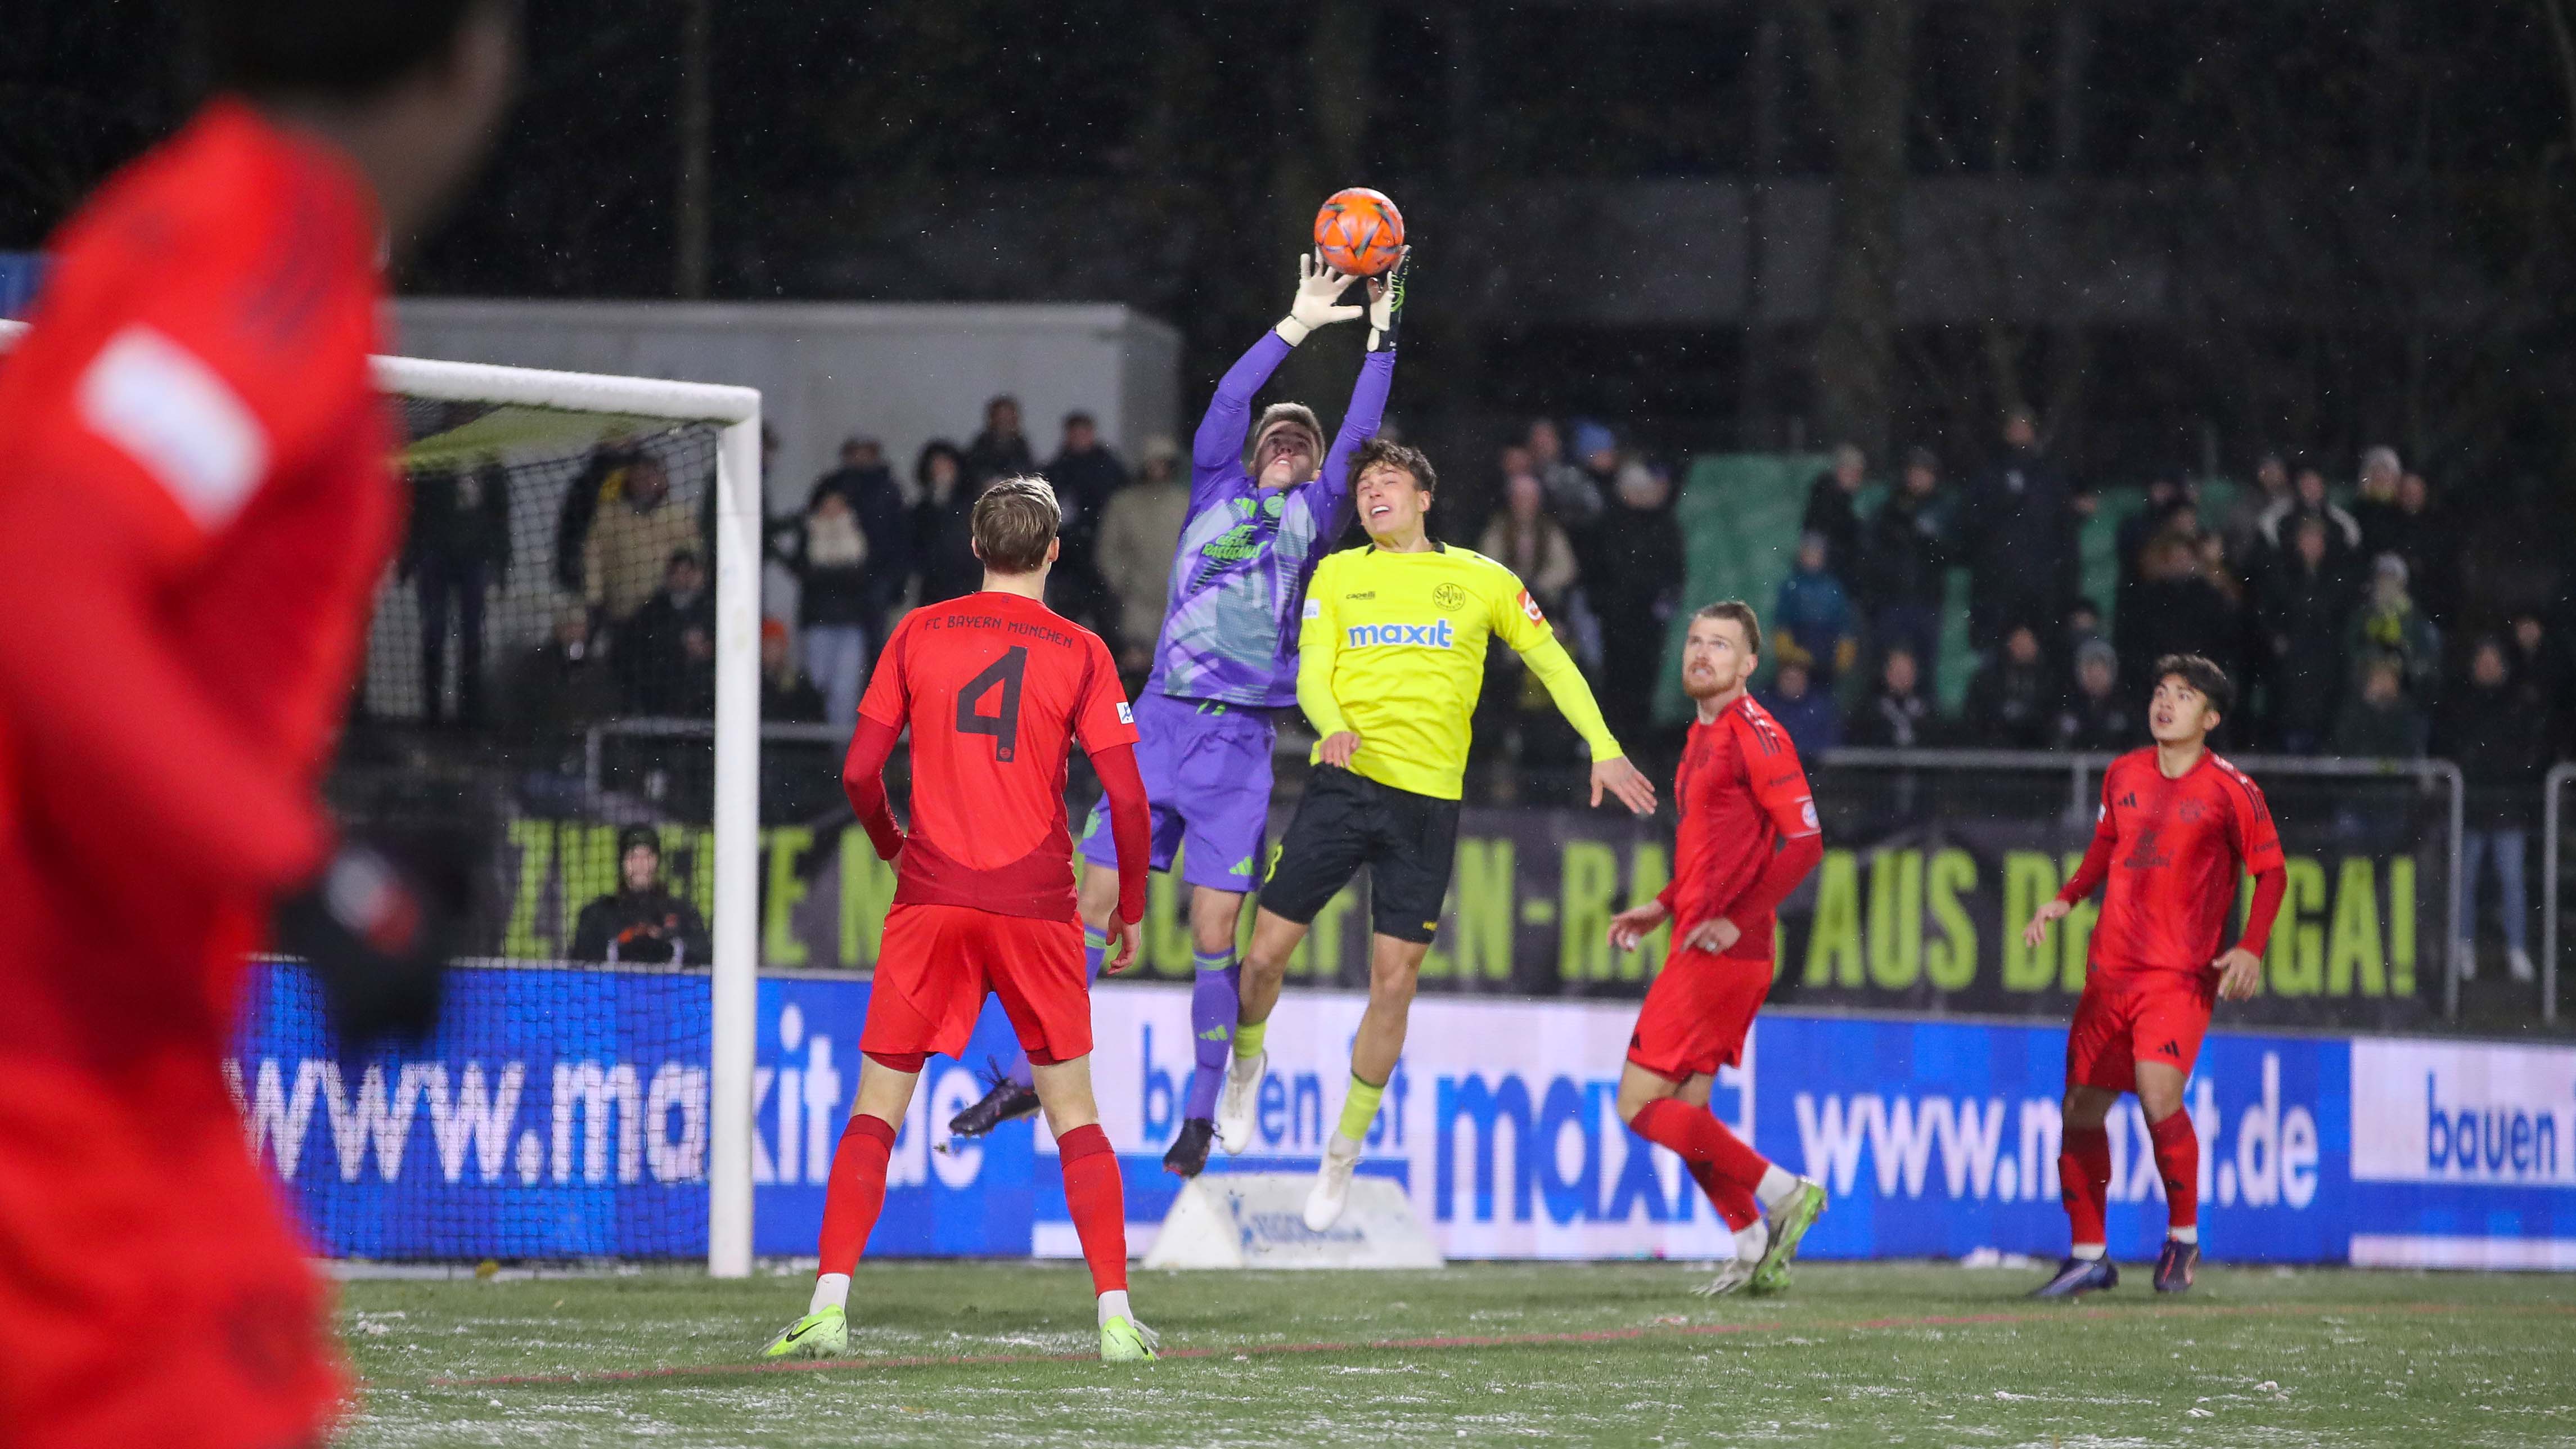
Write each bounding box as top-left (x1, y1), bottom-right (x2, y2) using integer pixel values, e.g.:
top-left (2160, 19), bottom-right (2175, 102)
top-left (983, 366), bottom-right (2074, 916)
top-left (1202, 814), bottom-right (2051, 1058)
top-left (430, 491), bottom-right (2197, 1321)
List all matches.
top-left (341, 1261), bottom-right (2573, 1446)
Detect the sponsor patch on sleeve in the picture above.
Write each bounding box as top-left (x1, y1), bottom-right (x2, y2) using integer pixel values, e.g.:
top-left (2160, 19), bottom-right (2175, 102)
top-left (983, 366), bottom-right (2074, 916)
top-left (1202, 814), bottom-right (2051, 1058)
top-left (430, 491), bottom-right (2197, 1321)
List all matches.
top-left (1116, 700), bottom-right (1134, 725)
top-left (1302, 596), bottom-right (1322, 621)
top-left (1517, 588), bottom-right (1546, 624)
top-left (75, 325), bottom-right (269, 530)
top-left (1801, 799), bottom-right (1820, 830)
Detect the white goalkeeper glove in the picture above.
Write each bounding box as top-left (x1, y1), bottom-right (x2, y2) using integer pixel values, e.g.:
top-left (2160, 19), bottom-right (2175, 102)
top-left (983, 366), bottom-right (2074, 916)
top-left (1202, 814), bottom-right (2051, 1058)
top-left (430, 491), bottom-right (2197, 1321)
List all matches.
top-left (1367, 246), bottom-right (1412, 353)
top-left (1275, 250), bottom-right (1362, 346)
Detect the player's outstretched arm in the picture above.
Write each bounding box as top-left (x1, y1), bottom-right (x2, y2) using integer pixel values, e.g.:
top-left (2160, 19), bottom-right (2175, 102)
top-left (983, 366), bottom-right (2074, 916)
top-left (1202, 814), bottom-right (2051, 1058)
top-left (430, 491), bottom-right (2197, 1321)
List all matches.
top-left (1307, 250), bottom-right (1408, 542)
top-left (1187, 253), bottom-right (1350, 483)
top-left (2022, 898), bottom-right (2071, 948)
top-left (1516, 632), bottom-right (1655, 816)
top-left (1608, 898), bottom-right (1669, 952)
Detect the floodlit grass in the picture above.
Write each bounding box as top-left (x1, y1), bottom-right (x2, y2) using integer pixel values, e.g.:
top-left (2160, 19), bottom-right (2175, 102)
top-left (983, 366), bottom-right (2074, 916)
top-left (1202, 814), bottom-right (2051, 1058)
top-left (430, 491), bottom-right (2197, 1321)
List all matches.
top-left (342, 1261), bottom-right (2575, 1447)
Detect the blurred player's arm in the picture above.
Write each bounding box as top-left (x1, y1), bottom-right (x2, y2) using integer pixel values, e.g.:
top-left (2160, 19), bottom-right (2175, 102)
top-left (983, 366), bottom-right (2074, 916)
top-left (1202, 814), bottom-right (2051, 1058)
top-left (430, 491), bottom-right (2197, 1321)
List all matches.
top-left (0, 435), bottom-right (331, 904)
top-left (1489, 577), bottom-right (1655, 815)
top-left (1295, 561), bottom-right (1358, 766)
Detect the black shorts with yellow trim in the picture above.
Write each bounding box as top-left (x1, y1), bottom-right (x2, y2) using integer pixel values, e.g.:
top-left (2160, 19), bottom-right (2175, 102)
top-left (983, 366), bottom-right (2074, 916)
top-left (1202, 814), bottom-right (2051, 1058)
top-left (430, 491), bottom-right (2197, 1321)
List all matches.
top-left (1258, 766), bottom-right (1460, 944)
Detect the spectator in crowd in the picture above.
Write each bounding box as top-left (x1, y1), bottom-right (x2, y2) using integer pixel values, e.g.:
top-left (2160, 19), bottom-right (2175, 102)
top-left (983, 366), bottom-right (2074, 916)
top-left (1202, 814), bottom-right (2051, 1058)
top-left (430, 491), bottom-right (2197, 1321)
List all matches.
top-left (2055, 639), bottom-right (2138, 752)
top-left (1478, 469), bottom-right (1581, 614)
top-left (1570, 419), bottom-right (1622, 503)
top-left (569, 825), bottom-right (713, 965)
top-left (403, 455), bottom-right (511, 727)
top-left (1098, 436), bottom-right (1187, 674)
top-left (807, 434), bottom-right (913, 647)
top-left (2351, 446), bottom-right (2404, 562)
top-left (1962, 407), bottom-right (2089, 653)
top-left (2221, 451), bottom-right (2290, 581)
top-left (2260, 463), bottom-right (2362, 588)
top-left (2385, 470), bottom-right (2454, 623)
top-left (2255, 514), bottom-right (2354, 753)
top-left (1758, 657), bottom-right (1841, 758)
top-left (2329, 654), bottom-right (2428, 759)
top-left (498, 605), bottom-right (619, 753)
top-left (2347, 553), bottom-right (2441, 703)
top-left (2115, 474), bottom-right (2194, 618)
top-left (553, 436), bottom-right (638, 595)
top-left (1800, 443), bottom-right (1867, 577)
top-left (1848, 647), bottom-right (1936, 749)
top-left (962, 393), bottom-right (1036, 485)
top-left (1044, 411), bottom-right (1127, 640)
top-left (1525, 417), bottom-right (1604, 524)
top-left (2438, 637), bottom-right (2546, 983)
top-left (582, 452), bottom-right (698, 626)
top-left (2507, 612), bottom-right (2569, 747)
top-left (774, 486), bottom-right (872, 730)
top-left (2064, 596), bottom-right (2105, 654)
top-left (911, 439), bottom-right (983, 605)
top-left (1586, 458), bottom-right (1684, 748)
top-left (1963, 622), bottom-right (2057, 749)
top-left (2116, 532), bottom-right (2238, 704)
top-left (1772, 532), bottom-right (1857, 682)
top-left (760, 617), bottom-right (826, 724)
top-left (615, 549), bottom-right (715, 716)
top-left (1857, 446), bottom-right (1952, 692)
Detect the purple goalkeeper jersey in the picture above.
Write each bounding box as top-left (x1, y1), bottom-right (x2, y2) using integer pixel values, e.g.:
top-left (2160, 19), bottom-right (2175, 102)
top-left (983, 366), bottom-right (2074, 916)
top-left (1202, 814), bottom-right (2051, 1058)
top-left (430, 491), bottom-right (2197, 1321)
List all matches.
top-left (1145, 331), bottom-right (1394, 708)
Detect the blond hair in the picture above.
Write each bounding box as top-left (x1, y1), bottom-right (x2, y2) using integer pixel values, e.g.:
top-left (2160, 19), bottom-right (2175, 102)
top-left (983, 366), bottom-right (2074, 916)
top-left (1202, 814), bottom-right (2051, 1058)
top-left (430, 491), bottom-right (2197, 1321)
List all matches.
top-left (971, 476), bottom-right (1061, 574)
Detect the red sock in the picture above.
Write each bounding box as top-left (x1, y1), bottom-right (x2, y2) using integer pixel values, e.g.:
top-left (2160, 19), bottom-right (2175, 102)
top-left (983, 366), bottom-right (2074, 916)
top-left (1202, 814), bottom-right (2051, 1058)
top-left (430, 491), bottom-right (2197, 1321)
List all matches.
top-left (2059, 1125), bottom-right (2111, 1248)
top-left (1631, 1099), bottom-right (1769, 1228)
top-left (817, 1114), bottom-right (898, 1276)
top-left (2148, 1110), bottom-right (2199, 1234)
top-left (1687, 1160), bottom-right (1762, 1232)
top-left (1056, 1124), bottom-right (1128, 1295)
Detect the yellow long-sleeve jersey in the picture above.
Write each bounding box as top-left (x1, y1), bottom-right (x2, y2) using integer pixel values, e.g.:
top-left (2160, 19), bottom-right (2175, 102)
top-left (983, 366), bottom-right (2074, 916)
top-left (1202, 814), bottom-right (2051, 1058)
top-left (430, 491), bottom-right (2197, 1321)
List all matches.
top-left (1296, 542), bottom-right (1624, 800)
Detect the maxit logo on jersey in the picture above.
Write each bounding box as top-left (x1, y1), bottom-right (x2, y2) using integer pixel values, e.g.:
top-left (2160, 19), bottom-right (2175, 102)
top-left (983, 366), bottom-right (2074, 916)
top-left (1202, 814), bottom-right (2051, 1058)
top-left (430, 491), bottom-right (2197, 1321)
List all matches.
top-left (1346, 619), bottom-right (1455, 650)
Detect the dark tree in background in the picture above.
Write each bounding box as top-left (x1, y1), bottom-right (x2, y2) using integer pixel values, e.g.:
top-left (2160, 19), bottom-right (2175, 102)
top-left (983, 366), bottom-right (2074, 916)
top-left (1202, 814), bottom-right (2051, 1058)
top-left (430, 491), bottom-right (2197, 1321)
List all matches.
top-left (11, 0), bottom-right (2576, 561)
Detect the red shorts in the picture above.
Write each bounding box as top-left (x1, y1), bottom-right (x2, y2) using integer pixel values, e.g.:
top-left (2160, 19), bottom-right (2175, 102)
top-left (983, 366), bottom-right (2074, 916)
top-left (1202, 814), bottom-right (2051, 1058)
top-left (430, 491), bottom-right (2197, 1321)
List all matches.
top-left (2066, 976), bottom-right (2215, 1094)
top-left (0, 1061), bottom-right (345, 1448)
top-left (862, 902), bottom-right (1092, 1067)
top-left (1626, 948), bottom-right (1773, 1082)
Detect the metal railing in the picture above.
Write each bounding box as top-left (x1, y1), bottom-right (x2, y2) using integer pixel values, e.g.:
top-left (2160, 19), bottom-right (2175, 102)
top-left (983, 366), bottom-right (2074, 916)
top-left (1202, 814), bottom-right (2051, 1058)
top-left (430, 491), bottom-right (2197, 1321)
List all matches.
top-left (2543, 763), bottom-right (2576, 1028)
top-left (1818, 748), bottom-right (2466, 1017)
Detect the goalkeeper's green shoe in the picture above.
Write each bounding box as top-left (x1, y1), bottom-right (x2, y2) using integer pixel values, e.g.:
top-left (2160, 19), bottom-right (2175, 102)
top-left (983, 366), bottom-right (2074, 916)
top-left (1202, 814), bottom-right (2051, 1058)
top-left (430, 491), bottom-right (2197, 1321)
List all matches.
top-left (1748, 1177), bottom-right (1827, 1297)
top-left (1100, 1315), bottom-right (1159, 1364)
top-left (760, 1306), bottom-right (848, 1360)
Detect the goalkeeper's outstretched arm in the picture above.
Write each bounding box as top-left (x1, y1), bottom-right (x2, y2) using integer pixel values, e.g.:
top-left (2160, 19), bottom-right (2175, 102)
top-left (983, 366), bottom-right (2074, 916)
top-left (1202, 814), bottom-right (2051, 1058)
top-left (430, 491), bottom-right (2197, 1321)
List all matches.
top-left (1190, 252), bottom-right (1363, 485)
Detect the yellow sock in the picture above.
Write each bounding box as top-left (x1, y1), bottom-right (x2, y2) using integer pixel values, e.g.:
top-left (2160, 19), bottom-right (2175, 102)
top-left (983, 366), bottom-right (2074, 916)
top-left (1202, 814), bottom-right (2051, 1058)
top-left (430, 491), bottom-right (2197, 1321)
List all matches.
top-left (1335, 1073), bottom-right (1386, 1144)
top-left (1235, 1020), bottom-right (1267, 1062)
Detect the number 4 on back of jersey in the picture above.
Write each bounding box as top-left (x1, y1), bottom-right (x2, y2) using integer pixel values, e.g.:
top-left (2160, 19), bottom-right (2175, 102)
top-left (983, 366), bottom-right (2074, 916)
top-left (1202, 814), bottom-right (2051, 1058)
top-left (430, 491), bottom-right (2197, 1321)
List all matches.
top-left (956, 646), bottom-right (1028, 762)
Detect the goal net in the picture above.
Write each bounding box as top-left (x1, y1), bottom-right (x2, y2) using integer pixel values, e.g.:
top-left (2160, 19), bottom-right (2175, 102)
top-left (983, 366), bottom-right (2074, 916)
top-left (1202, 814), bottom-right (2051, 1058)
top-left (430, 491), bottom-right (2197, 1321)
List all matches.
top-left (0, 321), bottom-right (764, 1275)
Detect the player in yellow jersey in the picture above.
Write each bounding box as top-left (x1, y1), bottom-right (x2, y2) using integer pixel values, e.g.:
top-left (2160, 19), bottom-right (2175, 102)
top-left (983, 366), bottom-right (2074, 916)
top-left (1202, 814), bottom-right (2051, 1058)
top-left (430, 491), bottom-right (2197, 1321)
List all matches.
top-left (1214, 438), bottom-right (1660, 1228)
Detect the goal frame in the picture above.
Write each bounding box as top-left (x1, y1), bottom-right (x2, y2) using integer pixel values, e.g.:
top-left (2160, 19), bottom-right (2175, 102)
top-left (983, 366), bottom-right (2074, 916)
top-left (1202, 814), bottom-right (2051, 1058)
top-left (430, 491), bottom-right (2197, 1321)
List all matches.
top-left (0, 318), bottom-right (764, 1277)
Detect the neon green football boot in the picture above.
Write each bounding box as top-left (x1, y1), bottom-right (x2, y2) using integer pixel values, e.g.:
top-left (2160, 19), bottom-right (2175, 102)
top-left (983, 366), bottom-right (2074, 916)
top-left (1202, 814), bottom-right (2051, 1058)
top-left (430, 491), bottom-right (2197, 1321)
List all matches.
top-left (760, 1306), bottom-right (848, 1360)
top-left (1100, 1315), bottom-right (1159, 1363)
top-left (1748, 1177), bottom-right (1828, 1297)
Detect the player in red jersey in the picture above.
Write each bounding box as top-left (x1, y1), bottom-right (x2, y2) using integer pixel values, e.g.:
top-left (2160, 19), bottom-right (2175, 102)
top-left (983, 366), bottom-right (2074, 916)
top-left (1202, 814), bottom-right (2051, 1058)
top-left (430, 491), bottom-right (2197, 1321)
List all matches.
top-left (2023, 653), bottom-right (2287, 1298)
top-left (763, 478), bottom-right (1160, 1364)
top-left (0, 6), bottom-right (514, 1445)
top-left (1606, 602), bottom-right (1829, 1297)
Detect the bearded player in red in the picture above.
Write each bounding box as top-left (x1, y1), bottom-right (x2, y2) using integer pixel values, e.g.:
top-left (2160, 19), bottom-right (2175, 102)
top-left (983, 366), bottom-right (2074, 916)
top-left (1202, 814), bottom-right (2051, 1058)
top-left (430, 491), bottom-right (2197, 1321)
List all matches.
top-left (763, 478), bottom-right (1160, 1364)
top-left (0, 3), bottom-right (516, 1443)
top-left (2023, 654), bottom-right (2286, 1298)
top-left (1607, 602), bottom-right (1829, 1297)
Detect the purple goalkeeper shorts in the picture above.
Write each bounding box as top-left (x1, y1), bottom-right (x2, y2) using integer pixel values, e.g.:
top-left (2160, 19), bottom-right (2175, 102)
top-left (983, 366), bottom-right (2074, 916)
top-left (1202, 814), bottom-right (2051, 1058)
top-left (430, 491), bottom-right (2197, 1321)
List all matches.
top-left (1080, 689), bottom-right (1276, 893)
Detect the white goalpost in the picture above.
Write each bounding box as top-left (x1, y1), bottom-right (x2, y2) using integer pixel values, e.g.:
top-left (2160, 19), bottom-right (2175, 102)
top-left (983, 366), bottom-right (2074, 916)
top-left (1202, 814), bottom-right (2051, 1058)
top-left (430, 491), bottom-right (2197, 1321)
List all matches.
top-left (0, 317), bottom-right (764, 1277)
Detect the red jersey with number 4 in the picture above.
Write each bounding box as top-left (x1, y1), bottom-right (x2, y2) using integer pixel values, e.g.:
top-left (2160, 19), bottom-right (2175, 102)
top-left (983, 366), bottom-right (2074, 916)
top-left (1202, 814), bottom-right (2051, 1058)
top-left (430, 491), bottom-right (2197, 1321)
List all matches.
top-left (1662, 696), bottom-right (1819, 961)
top-left (2075, 749), bottom-right (2282, 983)
top-left (859, 590), bottom-right (1139, 920)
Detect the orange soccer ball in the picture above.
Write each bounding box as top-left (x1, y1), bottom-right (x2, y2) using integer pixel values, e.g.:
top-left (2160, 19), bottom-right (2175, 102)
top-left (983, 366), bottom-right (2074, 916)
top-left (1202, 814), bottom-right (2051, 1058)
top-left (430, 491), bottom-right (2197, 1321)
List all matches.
top-left (1313, 188), bottom-right (1406, 277)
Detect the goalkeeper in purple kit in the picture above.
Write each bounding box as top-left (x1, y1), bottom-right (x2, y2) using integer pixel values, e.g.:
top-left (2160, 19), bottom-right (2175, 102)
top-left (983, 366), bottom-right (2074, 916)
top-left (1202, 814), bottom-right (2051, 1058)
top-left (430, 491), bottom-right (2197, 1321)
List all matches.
top-left (949, 246), bottom-right (1409, 1174)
